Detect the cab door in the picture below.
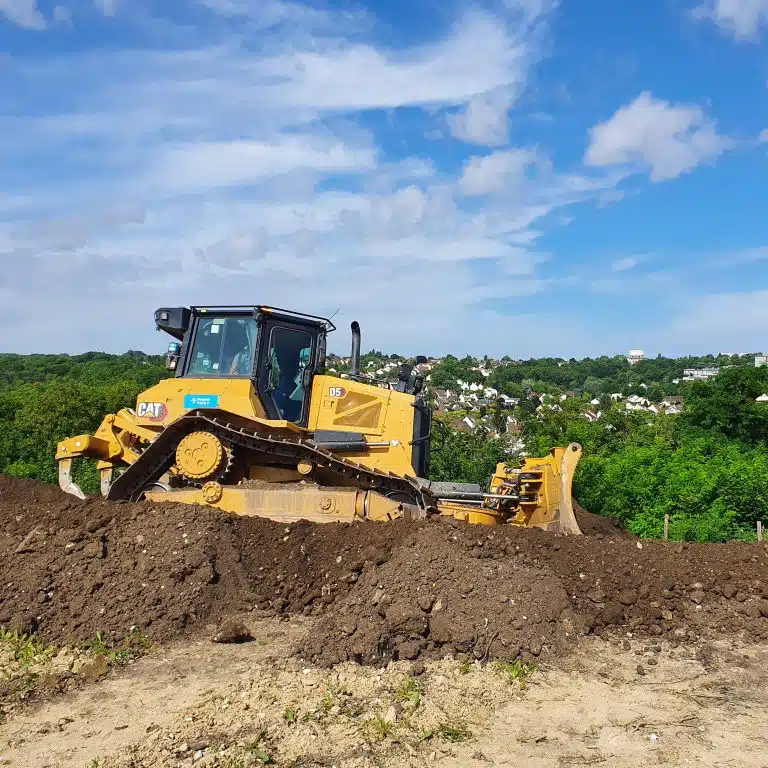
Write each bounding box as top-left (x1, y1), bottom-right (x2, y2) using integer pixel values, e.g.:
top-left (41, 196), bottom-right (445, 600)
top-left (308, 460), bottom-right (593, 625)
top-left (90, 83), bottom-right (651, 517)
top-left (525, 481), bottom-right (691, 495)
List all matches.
top-left (255, 316), bottom-right (317, 426)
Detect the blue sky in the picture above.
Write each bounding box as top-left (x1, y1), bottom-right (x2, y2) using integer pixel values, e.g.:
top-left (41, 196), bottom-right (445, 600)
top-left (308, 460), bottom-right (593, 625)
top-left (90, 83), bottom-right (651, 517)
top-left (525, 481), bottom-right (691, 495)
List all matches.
top-left (0, 0), bottom-right (767, 358)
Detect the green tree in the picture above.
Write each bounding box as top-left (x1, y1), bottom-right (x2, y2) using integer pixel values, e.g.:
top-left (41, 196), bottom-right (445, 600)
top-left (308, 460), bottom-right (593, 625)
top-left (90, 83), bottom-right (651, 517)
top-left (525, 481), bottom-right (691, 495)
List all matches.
top-left (429, 429), bottom-right (510, 487)
top-left (646, 383), bottom-right (664, 403)
top-left (681, 367), bottom-right (768, 444)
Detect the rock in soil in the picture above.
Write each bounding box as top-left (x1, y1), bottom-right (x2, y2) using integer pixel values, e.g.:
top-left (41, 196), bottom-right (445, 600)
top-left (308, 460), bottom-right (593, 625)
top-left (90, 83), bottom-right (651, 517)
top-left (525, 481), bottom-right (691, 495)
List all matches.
top-left (211, 619), bottom-right (252, 644)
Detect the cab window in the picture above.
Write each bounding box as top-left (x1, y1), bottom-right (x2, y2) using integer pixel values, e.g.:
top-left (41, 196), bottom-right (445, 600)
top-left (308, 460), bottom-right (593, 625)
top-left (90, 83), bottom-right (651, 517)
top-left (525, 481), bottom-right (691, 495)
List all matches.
top-left (265, 326), bottom-right (312, 422)
top-left (187, 316), bottom-right (258, 377)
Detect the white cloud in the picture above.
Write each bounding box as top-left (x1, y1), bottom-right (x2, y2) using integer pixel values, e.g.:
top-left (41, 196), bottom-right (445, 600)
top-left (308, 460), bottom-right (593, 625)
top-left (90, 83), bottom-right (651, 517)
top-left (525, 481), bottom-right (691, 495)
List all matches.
top-left (0, 0), bottom-right (46, 29)
top-left (448, 89), bottom-right (515, 146)
top-left (52, 5), bottom-right (71, 24)
top-left (252, 11), bottom-right (530, 113)
top-left (146, 136), bottom-right (376, 194)
top-left (760, 128), bottom-right (768, 142)
top-left (459, 148), bottom-right (539, 196)
top-left (445, 0), bottom-right (553, 147)
top-left (611, 256), bottom-right (638, 272)
top-left (706, 244), bottom-right (768, 267)
top-left (671, 290), bottom-right (768, 352)
top-left (584, 91), bottom-right (731, 181)
top-left (197, 0), bottom-right (349, 29)
top-left (95, 0), bottom-right (118, 16)
top-left (692, 0), bottom-right (768, 41)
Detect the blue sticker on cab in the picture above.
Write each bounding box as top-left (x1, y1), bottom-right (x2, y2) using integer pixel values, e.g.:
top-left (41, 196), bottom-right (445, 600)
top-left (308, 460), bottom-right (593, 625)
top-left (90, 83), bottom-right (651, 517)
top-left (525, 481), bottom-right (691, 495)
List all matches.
top-left (184, 394), bottom-right (220, 409)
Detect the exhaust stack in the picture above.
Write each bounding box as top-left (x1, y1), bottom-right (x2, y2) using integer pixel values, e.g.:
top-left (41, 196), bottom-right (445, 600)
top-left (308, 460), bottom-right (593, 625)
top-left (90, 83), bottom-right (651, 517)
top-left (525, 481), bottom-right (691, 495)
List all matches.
top-left (350, 321), bottom-right (361, 376)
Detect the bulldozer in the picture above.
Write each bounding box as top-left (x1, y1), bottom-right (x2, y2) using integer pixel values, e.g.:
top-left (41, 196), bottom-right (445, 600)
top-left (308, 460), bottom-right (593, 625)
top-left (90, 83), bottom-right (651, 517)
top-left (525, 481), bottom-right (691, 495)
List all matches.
top-left (55, 305), bottom-right (583, 533)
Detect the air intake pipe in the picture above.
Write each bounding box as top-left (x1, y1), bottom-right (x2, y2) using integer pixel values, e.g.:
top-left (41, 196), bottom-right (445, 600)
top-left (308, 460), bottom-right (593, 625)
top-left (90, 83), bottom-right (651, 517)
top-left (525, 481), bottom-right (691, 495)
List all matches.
top-left (350, 321), bottom-right (361, 377)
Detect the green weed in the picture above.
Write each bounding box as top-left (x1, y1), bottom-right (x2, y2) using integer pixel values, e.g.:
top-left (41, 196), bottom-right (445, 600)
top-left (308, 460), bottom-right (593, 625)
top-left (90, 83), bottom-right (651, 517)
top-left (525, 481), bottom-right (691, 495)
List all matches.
top-left (438, 722), bottom-right (473, 743)
top-left (245, 743), bottom-right (272, 764)
top-left (493, 659), bottom-right (536, 686)
top-left (362, 714), bottom-right (395, 741)
top-left (282, 706), bottom-right (297, 724)
top-left (319, 690), bottom-right (336, 712)
top-left (220, 758), bottom-right (246, 768)
top-left (394, 675), bottom-right (422, 709)
top-left (458, 659), bottom-right (473, 675)
top-left (82, 630), bottom-right (151, 665)
top-left (319, 682), bottom-right (350, 714)
top-left (0, 628), bottom-right (56, 666)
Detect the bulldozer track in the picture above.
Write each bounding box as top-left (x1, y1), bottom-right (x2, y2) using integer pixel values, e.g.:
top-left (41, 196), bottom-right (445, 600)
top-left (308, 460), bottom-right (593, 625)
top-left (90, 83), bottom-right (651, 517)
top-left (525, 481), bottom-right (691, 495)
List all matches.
top-left (107, 410), bottom-right (429, 507)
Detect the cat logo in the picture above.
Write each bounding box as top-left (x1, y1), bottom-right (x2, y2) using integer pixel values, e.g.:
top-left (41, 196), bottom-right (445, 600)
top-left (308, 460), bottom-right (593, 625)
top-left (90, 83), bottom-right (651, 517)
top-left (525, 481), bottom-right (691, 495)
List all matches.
top-left (137, 402), bottom-right (167, 421)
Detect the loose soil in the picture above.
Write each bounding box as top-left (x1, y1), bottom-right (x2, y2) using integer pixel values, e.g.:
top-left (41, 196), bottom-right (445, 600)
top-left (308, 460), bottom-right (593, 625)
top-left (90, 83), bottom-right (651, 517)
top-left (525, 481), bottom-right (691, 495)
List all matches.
top-left (2, 621), bottom-right (766, 767)
top-left (1, 475), bottom-right (767, 671)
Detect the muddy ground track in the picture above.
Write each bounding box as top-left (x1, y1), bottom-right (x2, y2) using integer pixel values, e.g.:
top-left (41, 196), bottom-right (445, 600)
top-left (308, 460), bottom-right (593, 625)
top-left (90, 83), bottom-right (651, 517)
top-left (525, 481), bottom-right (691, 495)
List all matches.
top-left (1, 474), bottom-right (767, 669)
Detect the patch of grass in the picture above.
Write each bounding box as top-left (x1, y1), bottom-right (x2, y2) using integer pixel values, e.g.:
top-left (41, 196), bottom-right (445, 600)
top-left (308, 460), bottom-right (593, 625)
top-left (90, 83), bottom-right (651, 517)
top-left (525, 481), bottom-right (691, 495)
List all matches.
top-left (394, 675), bottom-right (422, 709)
top-left (282, 706), bottom-right (297, 724)
top-left (220, 730), bottom-right (273, 767)
top-left (0, 628), bottom-right (59, 706)
top-left (362, 714), bottom-right (395, 741)
top-left (0, 628), bottom-right (56, 666)
top-left (81, 630), bottom-right (151, 666)
top-left (438, 722), bottom-right (473, 743)
top-left (220, 758), bottom-right (246, 768)
top-left (458, 659), bottom-right (473, 675)
top-left (245, 741), bottom-right (273, 764)
top-left (319, 690), bottom-right (336, 712)
top-left (493, 659), bottom-right (536, 687)
top-left (319, 682), bottom-right (350, 714)
top-left (86, 760), bottom-right (101, 768)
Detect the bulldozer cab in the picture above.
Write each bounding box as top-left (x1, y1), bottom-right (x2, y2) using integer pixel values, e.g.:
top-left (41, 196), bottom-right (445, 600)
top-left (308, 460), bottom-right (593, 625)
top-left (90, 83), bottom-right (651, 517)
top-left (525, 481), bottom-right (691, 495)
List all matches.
top-left (155, 305), bottom-right (331, 427)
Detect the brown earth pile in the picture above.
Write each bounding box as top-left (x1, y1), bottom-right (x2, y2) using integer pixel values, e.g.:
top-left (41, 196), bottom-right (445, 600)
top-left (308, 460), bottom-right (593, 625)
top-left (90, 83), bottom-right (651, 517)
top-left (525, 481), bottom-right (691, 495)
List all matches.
top-left (1, 475), bottom-right (767, 666)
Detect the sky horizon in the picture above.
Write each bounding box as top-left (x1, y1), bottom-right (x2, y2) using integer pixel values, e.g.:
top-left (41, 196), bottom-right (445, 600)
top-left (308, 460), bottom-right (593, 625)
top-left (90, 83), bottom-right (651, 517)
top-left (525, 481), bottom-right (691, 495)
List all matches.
top-left (1, 0), bottom-right (767, 359)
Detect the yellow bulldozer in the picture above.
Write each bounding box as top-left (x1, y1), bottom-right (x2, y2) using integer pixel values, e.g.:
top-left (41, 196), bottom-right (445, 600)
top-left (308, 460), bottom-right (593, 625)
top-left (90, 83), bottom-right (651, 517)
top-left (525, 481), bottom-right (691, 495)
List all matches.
top-left (55, 305), bottom-right (583, 533)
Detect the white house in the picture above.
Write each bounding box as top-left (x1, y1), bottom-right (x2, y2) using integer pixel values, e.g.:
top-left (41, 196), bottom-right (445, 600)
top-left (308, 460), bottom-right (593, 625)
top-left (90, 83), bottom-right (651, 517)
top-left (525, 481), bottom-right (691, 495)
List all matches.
top-left (627, 349), bottom-right (645, 365)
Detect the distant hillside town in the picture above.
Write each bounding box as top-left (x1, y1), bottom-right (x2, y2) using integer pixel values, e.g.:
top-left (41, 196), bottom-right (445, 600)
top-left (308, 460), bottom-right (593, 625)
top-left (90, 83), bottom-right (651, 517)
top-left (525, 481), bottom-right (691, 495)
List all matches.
top-left (325, 348), bottom-right (768, 453)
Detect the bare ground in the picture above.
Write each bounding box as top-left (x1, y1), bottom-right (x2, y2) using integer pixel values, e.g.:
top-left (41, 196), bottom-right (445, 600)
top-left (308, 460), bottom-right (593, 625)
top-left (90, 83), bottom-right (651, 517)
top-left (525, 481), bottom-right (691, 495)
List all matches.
top-left (1, 616), bottom-right (766, 768)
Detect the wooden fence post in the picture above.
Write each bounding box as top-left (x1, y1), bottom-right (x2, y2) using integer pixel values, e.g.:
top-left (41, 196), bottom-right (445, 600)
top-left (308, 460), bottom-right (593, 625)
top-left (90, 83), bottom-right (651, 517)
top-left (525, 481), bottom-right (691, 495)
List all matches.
top-left (758, 521), bottom-right (763, 543)
top-left (663, 514), bottom-right (669, 541)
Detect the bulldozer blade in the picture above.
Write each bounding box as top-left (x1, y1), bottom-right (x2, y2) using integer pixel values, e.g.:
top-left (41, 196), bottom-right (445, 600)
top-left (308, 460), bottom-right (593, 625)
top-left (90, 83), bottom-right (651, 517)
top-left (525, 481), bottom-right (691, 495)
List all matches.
top-left (58, 458), bottom-right (86, 500)
top-left (549, 442), bottom-right (583, 535)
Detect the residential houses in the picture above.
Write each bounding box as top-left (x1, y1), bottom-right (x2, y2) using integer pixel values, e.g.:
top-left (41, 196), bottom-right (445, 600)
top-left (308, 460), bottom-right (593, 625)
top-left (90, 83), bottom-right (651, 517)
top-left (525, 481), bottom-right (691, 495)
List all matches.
top-left (682, 367), bottom-right (720, 381)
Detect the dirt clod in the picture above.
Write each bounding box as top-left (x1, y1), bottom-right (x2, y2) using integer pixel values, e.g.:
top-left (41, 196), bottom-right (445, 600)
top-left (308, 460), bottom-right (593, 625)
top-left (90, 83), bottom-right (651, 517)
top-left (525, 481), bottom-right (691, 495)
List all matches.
top-left (211, 619), bottom-right (252, 644)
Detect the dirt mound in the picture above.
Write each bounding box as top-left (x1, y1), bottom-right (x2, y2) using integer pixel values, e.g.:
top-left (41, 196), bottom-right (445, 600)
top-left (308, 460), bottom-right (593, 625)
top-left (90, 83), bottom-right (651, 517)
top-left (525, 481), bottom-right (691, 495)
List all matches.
top-left (0, 475), bottom-right (251, 643)
top-left (297, 523), bottom-right (577, 666)
top-left (573, 500), bottom-right (628, 537)
top-left (299, 519), bottom-right (768, 666)
top-left (1, 475), bottom-right (767, 667)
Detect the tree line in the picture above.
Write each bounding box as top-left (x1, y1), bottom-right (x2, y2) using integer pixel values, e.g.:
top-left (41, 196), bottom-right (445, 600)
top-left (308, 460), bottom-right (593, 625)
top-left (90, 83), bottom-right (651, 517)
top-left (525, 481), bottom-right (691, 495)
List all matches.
top-left (1, 352), bottom-right (767, 541)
